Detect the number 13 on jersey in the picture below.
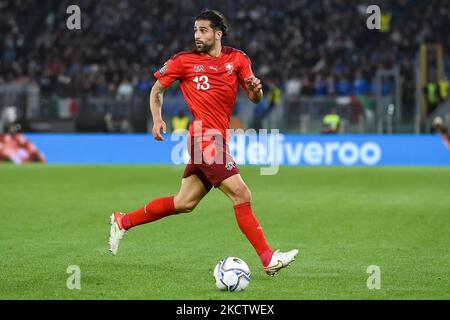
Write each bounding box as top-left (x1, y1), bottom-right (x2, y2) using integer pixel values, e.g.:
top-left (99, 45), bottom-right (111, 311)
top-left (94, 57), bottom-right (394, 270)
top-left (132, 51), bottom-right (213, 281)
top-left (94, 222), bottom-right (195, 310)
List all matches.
top-left (193, 76), bottom-right (210, 90)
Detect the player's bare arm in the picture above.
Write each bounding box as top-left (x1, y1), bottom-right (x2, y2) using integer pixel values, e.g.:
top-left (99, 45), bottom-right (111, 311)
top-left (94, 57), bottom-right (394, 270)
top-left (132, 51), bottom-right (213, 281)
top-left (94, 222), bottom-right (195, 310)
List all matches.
top-left (245, 76), bottom-right (263, 104)
top-left (150, 80), bottom-right (167, 141)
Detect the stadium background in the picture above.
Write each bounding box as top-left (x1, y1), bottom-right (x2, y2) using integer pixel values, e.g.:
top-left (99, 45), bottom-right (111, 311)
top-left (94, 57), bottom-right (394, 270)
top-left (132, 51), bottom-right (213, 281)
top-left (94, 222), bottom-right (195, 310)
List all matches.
top-left (1, 0), bottom-right (450, 300)
top-left (1, 0), bottom-right (450, 135)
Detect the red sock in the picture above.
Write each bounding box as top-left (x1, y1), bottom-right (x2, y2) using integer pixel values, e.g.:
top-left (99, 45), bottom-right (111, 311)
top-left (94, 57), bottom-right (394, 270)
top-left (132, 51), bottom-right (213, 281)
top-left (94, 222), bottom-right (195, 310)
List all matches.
top-left (233, 202), bottom-right (273, 267)
top-left (121, 196), bottom-right (176, 230)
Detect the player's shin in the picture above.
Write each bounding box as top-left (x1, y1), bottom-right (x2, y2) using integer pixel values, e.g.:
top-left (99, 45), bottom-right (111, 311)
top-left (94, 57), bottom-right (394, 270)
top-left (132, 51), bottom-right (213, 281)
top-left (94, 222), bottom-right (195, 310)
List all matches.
top-left (121, 196), bottom-right (177, 230)
top-left (233, 202), bottom-right (273, 267)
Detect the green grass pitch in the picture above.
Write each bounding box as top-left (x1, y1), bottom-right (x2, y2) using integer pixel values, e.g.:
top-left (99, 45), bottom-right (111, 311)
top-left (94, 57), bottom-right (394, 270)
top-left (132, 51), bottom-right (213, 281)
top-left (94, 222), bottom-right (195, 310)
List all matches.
top-left (0, 164), bottom-right (449, 299)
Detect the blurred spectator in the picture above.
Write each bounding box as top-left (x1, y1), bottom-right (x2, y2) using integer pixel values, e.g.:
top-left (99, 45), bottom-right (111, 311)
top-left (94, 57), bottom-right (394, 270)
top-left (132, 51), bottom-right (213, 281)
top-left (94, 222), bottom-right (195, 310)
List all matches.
top-left (266, 81), bottom-right (282, 111)
top-left (116, 77), bottom-right (134, 100)
top-left (356, 94), bottom-right (375, 127)
top-left (137, 74), bottom-right (152, 95)
top-left (380, 12), bottom-right (392, 33)
top-left (431, 117), bottom-right (446, 134)
top-left (424, 81), bottom-right (440, 115)
top-left (326, 75), bottom-right (336, 96)
top-left (285, 78), bottom-right (301, 97)
top-left (1, 106), bottom-right (20, 134)
top-left (322, 107), bottom-right (341, 134)
top-left (251, 97), bottom-right (271, 130)
top-left (104, 113), bottom-right (115, 132)
top-left (171, 111), bottom-right (189, 134)
top-left (314, 74), bottom-right (328, 96)
top-left (300, 76), bottom-right (314, 96)
top-left (381, 78), bottom-right (394, 96)
top-left (335, 75), bottom-right (352, 97)
top-left (354, 71), bottom-right (369, 97)
top-left (430, 116), bottom-right (450, 148)
top-left (95, 75), bottom-right (109, 97)
top-left (438, 77), bottom-right (449, 102)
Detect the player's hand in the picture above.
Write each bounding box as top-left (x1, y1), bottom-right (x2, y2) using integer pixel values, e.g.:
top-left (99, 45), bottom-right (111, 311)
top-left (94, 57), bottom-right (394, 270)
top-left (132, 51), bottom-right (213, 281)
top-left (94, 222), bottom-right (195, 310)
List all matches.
top-left (152, 119), bottom-right (167, 141)
top-left (244, 76), bottom-right (262, 93)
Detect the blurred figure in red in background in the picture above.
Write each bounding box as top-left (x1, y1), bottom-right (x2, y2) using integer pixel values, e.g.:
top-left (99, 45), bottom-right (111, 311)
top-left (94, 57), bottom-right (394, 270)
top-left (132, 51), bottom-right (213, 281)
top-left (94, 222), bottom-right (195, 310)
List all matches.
top-left (0, 133), bottom-right (46, 164)
top-left (0, 106), bottom-right (46, 164)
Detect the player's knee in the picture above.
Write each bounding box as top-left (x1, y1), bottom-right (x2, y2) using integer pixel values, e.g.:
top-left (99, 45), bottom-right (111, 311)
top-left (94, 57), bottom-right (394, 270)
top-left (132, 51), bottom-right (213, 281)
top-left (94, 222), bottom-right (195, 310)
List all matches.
top-left (242, 188), bottom-right (252, 203)
top-left (182, 202), bottom-right (197, 213)
top-left (175, 198), bottom-right (198, 214)
top-left (232, 185), bottom-right (252, 205)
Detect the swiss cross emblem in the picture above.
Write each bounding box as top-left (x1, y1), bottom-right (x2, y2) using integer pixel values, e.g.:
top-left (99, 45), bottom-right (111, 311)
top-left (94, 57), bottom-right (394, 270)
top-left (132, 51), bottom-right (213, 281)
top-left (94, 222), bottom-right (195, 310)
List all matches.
top-left (225, 63), bottom-right (234, 74)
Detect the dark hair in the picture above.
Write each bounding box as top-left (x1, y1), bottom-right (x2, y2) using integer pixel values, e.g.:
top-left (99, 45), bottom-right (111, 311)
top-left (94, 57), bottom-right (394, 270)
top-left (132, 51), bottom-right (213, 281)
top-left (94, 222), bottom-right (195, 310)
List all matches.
top-left (195, 10), bottom-right (228, 37)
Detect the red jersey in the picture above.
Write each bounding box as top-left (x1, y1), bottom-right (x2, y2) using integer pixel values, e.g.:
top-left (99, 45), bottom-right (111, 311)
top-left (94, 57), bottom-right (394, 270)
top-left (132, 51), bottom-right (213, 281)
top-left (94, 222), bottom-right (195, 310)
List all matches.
top-left (153, 46), bottom-right (254, 139)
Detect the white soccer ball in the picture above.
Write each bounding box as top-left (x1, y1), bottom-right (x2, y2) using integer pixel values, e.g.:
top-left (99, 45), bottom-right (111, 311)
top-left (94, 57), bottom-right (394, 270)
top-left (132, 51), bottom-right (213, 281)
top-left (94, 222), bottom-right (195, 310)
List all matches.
top-left (213, 257), bottom-right (251, 292)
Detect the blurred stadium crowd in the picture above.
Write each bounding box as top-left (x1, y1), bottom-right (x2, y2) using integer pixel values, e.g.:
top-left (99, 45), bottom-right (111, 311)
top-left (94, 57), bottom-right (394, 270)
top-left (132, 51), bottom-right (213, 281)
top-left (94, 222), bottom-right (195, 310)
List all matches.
top-left (1, 0), bottom-right (449, 98)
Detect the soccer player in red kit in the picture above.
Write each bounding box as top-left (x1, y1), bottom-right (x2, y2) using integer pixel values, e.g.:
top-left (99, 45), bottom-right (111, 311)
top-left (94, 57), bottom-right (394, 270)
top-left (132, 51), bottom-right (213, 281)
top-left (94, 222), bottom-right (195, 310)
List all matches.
top-left (109, 10), bottom-right (298, 276)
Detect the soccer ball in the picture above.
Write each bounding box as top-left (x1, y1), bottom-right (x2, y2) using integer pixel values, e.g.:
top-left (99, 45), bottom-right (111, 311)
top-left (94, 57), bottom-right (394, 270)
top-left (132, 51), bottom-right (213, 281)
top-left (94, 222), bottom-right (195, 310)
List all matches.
top-left (213, 257), bottom-right (251, 292)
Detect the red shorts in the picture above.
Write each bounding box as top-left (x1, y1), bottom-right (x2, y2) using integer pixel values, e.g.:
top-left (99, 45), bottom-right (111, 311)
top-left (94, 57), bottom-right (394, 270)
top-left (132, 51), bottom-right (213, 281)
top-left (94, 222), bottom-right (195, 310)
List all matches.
top-left (182, 135), bottom-right (240, 191)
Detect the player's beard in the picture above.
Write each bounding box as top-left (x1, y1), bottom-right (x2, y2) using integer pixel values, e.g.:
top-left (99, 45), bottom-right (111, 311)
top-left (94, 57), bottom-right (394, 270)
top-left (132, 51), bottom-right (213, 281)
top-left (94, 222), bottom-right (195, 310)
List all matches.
top-left (196, 40), bottom-right (214, 54)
